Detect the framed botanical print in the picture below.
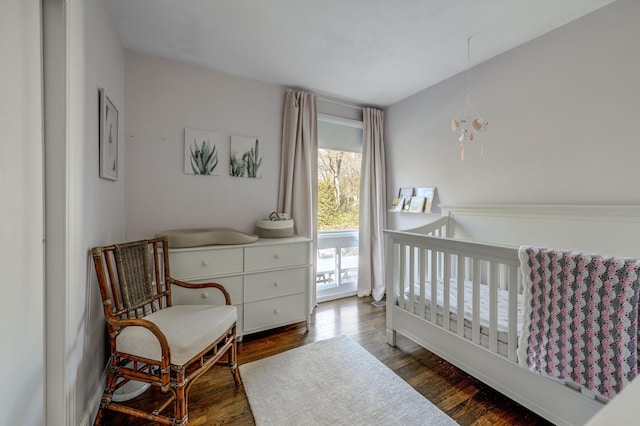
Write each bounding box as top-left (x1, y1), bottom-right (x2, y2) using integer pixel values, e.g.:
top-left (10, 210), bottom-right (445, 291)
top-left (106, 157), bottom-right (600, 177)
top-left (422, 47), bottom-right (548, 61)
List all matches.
top-left (99, 88), bottom-right (118, 180)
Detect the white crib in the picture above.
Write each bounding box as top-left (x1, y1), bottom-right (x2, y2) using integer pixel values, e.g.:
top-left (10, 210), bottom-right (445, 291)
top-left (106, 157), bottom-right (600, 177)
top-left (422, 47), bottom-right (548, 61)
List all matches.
top-left (385, 204), bottom-right (640, 426)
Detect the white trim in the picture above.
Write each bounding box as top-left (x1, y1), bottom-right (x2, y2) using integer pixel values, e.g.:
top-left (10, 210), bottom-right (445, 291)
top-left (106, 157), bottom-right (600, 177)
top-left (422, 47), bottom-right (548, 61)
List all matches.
top-left (316, 96), bottom-right (363, 111)
top-left (43, 0), bottom-right (71, 424)
top-left (65, 0), bottom-right (80, 421)
top-left (437, 203), bottom-right (640, 258)
top-left (317, 289), bottom-right (357, 304)
top-left (439, 203), bottom-right (640, 221)
top-left (78, 364), bottom-right (109, 426)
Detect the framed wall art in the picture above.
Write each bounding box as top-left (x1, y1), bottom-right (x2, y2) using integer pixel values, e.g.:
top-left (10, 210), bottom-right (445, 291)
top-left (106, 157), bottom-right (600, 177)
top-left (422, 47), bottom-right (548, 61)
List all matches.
top-left (99, 88), bottom-right (118, 180)
top-left (230, 135), bottom-right (262, 178)
top-left (184, 128), bottom-right (222, 175)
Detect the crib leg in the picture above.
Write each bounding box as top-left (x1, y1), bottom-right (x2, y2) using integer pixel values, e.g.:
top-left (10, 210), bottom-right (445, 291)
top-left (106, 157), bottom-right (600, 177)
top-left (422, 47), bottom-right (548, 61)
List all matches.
top-left (386, 328), bottom-right (397, 347)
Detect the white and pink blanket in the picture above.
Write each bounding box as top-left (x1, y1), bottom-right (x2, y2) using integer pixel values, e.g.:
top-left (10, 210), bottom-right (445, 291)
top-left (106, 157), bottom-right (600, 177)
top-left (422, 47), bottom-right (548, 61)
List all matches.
top-left (518, 246), bottom-right (640, 400)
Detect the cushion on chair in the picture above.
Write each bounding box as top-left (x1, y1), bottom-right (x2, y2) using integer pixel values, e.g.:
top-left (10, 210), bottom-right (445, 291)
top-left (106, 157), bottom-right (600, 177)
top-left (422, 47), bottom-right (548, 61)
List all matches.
top-left (116, 304), bottom-right (237, 366)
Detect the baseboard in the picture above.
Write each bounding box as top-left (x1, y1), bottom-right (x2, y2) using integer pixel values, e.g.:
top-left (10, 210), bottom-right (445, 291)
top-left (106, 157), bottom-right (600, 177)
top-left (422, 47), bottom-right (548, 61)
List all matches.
top-left (77, 361), bottom-right (109, 426)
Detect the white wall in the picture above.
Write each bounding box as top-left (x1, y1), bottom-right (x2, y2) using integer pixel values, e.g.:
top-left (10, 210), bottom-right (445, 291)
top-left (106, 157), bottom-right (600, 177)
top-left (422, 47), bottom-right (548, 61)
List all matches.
top-left (386, 0), bottom-right (640, 231)
top-left (66, 0), bottom-right (126, 423)
top-left (47, 0), bottom-right (638, 421)
top-left (124, 52), bottom-right (285, 239)
top-left (0, 1), bottom-right (45, 424)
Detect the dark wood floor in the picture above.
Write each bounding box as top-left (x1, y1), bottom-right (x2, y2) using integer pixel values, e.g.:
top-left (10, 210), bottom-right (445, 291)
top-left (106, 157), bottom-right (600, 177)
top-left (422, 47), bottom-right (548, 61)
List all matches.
top-left (100, 296), bottom-right (552, 425)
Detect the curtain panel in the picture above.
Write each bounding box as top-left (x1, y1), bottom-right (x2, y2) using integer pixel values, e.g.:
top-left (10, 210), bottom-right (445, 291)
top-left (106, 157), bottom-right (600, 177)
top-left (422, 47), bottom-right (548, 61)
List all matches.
top-left (277, 89), bottom-right (318, 306)
top-left (357, 108), bottom-right (387, 301)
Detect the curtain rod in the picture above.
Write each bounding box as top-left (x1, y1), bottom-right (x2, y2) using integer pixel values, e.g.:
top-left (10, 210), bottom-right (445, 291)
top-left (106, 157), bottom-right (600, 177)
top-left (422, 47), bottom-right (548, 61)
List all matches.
top-left (316, 96), bottom-right (363, 111)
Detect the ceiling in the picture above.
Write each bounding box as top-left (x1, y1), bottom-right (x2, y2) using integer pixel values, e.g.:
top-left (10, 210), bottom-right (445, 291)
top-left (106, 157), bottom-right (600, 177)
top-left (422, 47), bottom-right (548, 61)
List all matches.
top-left (106, 0), bottom-right (616, 107)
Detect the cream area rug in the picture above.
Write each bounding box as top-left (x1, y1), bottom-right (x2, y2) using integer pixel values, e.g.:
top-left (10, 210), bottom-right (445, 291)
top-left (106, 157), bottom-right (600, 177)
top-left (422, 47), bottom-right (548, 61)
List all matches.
top-left (239, 335), bottom-right (457, 426)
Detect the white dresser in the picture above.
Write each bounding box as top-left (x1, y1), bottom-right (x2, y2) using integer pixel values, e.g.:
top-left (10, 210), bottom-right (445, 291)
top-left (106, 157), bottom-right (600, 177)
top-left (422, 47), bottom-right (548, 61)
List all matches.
top-left (168, 236), bottom-right (312, 337)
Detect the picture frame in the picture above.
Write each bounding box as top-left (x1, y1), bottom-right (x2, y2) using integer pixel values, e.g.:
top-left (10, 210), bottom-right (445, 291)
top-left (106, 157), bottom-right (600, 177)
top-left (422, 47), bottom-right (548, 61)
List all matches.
top-left (230, 135), bottom-right (262, 178)
top-left (184, 128), bottom-right (222, 175)
top-left (99, 88), bottom-right (118, 180)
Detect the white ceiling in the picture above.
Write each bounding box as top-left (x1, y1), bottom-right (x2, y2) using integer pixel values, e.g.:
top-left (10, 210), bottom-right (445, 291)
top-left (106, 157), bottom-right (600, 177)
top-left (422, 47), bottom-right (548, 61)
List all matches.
top-left (106, 0), bottom-right (616, 107)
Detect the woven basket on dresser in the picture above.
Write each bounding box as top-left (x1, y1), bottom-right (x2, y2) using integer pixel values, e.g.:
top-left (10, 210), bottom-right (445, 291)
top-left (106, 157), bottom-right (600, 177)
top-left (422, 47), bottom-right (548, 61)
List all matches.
top-left (256, 219), bottom-right (294, 238)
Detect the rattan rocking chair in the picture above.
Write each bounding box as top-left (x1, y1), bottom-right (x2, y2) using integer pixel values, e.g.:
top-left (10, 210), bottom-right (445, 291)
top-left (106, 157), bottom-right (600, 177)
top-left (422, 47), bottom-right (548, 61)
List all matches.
top-left (91, 236), bottom-right (240, 425)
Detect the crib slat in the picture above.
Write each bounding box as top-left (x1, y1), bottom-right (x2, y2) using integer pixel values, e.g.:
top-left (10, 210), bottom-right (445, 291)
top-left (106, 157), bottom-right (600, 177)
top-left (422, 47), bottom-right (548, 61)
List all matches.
top-left (472, 258), bottom-right (481, 345)
top-left (409, 245), bottom-right (415, 311)
top-left (489, 262), bottom-right (498, 353)
top-left (418, 248), bottom-right (426, 319)
top-left (517, 266), bottom-right (523, 293)
top-left (457, 255), bottom-right (465, 337)
top-left (430, 249), bottom-right (437, 323)
top-left (443, 252), bottom-right (451, 331)
top-left (508, 265), bottom-right (518, 362)
top-left (399, 244), bottom-right (406, 310)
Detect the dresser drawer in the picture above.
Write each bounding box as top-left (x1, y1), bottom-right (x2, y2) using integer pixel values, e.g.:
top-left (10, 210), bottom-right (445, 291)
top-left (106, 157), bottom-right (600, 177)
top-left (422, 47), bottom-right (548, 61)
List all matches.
top-left (244, 268), bottom-right (307, 302)
top-left (170, 248), bottom-right (243, 279)
top-left (244, 243), bottom-right (307, 272)
top-left (171, 276), bottom-right (242, 306)
top-left (244, 293), bottom-right (306, 331)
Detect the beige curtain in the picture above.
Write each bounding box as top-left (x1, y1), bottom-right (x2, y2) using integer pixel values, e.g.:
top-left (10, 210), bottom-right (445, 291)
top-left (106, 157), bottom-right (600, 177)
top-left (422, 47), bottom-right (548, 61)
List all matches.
top-left (277, 89), bottom-right (318, 306)
top-left (357, 108), bottom-right (387, 301)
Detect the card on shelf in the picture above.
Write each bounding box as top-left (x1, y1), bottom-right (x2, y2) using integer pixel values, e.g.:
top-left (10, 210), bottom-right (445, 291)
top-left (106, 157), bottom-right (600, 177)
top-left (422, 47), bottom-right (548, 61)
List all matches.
top-left (389, 197), bottom-right (405, 212)
top-left (416, 187), bottom-right (436, 213)
top-left (398, 187), bottom-right (413, 211)
top-left (408, 196), bottom-right (426, 213)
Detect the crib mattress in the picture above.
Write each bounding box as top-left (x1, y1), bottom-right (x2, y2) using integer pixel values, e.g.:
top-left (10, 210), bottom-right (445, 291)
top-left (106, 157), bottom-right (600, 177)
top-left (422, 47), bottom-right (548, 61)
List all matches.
top-left (402, 279), bottom-right (524, 346)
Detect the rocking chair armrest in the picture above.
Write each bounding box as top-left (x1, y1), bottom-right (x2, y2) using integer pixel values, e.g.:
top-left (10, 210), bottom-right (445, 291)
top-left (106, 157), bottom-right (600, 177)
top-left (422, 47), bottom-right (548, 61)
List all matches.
top-left (168, 278), bottom-right (232, 305)
top-left (108, 317), bottom-right (172, 364)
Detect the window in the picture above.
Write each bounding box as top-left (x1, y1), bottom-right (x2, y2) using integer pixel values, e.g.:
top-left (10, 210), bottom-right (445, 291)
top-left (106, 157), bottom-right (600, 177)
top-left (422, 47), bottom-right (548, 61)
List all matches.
top-left (316, 113), bottom-right (363, 302)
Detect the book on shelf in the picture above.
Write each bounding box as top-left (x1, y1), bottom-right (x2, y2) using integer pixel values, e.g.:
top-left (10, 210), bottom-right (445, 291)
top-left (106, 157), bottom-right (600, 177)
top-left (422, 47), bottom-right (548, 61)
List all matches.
top-left (408, 196), bottom-right (426, 213)
top-left (398, 187), bottom-right (413, 211)
top-left (389, 197), bottom-right (405, 212)
top-left (416, 187), bottom-right (436, 213)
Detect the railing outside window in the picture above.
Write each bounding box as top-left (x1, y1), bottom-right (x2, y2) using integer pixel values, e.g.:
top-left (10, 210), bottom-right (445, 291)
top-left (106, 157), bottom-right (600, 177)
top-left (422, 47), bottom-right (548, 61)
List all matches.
top-left (316, 230), bottom-right (358, 302)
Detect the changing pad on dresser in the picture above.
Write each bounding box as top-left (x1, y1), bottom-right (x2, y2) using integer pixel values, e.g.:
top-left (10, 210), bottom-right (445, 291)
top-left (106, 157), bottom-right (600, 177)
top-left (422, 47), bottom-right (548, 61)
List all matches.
top-left (157, 228), bottom-right (259, 248)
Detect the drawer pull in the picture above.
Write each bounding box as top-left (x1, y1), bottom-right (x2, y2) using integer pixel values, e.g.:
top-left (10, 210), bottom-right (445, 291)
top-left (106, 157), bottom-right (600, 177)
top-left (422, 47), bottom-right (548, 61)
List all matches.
top-left (202, 260), bottom-right (210, 266)
top-left (202, 292), bottom-right (209, 299)
top-left (274, 282), bottom-right (279, 287)
top-left (274, 309), bottom-right (280, 314)
top-left (274, 253), bottom-right (279, 259)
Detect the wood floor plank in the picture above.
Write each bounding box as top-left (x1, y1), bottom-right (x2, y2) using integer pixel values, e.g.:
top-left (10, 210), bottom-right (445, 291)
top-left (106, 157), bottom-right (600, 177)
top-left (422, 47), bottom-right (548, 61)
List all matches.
top-left (99, 296), bottom-right (551, 425)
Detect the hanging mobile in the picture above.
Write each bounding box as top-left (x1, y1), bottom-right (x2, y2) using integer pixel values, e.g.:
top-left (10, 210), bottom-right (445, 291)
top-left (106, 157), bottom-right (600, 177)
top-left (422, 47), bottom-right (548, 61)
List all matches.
top-left (452, 36), bottom-right (488, 160)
